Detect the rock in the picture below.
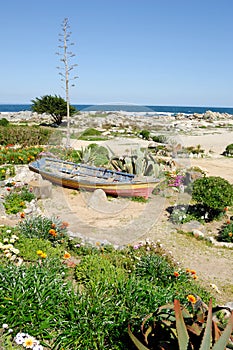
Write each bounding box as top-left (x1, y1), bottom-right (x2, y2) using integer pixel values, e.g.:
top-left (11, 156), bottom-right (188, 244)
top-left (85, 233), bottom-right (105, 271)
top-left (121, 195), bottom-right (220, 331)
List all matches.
top-left (13, 165), bottom-right (40, 183)
top-left (192, 229), bottom-right (205, 238)
top-left (29, 180), bottom-right (52, 199)
top-left (87, 189), bottom-right (107, 209)
top-left (181, 220), bottom-right (205, 233)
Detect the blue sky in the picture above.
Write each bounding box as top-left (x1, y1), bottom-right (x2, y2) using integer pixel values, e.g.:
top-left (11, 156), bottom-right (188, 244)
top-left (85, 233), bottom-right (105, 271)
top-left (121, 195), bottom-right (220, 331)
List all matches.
top-left (0, 0), bottom-right (233, 106)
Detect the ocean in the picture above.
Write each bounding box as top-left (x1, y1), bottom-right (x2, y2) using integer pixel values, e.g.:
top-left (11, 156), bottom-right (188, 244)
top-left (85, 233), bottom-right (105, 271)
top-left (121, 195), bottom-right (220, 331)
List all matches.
top-left (0, 104), bottom-right (233, 115)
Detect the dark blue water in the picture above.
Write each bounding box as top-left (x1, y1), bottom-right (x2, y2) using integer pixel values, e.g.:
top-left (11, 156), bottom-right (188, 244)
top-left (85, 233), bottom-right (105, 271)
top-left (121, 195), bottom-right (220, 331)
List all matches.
top-left (1, 104), bottom-right (233, 115)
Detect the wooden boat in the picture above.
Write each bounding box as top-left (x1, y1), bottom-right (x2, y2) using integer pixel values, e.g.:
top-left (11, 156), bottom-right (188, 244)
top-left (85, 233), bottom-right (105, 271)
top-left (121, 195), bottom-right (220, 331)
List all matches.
top-left (28, 157), bottom-right (160, 198)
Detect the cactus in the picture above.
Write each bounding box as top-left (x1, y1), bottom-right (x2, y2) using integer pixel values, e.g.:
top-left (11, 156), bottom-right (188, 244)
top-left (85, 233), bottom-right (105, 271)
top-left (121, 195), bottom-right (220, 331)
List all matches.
top-left (128, 297), bottom-right (233, 350)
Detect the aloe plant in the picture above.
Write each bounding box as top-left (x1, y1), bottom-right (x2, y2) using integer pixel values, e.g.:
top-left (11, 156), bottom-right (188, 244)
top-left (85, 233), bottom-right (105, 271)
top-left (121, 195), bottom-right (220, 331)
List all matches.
top-left (110, 149), bottom-right (162, 177)
top-left (128, 297), bottom-right (233, 350)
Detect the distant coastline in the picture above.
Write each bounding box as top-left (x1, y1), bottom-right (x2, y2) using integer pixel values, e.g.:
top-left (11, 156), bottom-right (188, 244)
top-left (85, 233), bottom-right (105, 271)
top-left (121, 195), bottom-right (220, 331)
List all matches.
top-left (0, 104), bottom-right (233, 115)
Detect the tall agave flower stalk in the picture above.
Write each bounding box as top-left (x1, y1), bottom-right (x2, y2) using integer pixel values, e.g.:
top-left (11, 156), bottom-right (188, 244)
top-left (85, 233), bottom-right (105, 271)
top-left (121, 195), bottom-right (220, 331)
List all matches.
top-left (128, 298), bottom-right (233, 350)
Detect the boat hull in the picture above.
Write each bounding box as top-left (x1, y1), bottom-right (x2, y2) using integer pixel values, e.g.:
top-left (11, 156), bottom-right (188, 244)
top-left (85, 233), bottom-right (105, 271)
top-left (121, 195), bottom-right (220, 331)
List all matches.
top-left (29, 158), bottom-right (159, 198)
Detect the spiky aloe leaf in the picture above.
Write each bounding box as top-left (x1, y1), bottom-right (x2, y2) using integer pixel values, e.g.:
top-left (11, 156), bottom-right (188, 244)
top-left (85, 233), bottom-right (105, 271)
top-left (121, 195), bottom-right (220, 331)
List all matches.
top-left (174, 299), bottom-right (189, 350)
top-left (128, 324), bottom-right (150, 350)
top-left (199, 299), bottom-right (212, 350)
top-left (212, 311), bottom-right (233, 350)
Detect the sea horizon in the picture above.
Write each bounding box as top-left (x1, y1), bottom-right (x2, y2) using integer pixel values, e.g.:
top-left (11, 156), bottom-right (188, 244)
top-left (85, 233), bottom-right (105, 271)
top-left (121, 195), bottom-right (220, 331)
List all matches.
top-left (0, 103), bottom-right (233, 115)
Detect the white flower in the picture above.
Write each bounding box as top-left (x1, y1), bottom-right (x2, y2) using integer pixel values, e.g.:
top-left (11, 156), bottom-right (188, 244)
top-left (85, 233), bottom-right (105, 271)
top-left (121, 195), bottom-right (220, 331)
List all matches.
top-left (23, 335), bottom-right (36, 349)
top-left (3, 238), bottom-right (8, 243)
top-left (6, 229), bottom-right (12, 234)
top-left (14, 332), bottom-right (27, 345)
top-left (8, 328), bottom-right (13, 333)
top-left (10, 254), bottom-right (17, 261)
top-left (10, 239), bottom-right (15, 243)
top-left (11, 235), bottom-right (19, 240)
top-left (33, 345), bottom-right (43, 350)
top-left (10, 247), bottom-right (19, 255)
top-left (5, 252), bottom-right (12, 258)
top-left (2, 323), bottom-right (8, 329)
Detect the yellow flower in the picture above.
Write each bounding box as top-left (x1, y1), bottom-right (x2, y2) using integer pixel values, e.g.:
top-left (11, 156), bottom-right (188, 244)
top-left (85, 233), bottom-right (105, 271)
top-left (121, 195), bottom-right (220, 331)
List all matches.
top-left (40, 252), bottom-right (47, 259)
top-left (187, 294), bottom-right (197, 303)
top-left (37, 250), bottom-right (43, 256)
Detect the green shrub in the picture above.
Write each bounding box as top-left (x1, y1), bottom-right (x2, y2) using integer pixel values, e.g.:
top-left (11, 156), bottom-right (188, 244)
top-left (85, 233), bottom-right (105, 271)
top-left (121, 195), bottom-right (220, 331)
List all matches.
top-left (78, 127), bottom-right (105, 141)
top-left (192, 176), bottom-right (233, 218)
top-left (152, 135), bottom-right (168, 143)
top-left (0, 118), bottom-right (9, 126)
top-left (0, 125), bottom-right (52, 146)
top-left (81, 128), bottom-right (102, 136)
top-left (139, 129), bottom-right (150, 140)
top-left (223, 143), bottom-right (233, 156)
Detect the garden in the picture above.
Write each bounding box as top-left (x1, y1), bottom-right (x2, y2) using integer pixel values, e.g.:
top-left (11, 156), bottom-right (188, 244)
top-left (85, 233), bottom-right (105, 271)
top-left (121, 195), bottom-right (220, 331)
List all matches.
top-left (0, 122), bottom-right (233, 349)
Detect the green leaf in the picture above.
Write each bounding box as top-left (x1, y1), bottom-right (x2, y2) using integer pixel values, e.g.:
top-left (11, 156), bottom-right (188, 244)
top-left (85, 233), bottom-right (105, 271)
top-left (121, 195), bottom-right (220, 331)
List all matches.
top-left (128, 325), bottom-right (150, 350)
top-left (212, 311), bottom-right (233, 350)
top-left (174, 299), bottom-right (189, 350)
top-left (199, 299), bottom-right (212, 350)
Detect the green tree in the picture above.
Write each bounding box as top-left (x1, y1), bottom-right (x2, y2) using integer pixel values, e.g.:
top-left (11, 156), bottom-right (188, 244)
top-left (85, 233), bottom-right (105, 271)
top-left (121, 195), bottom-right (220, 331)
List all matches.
top-left (31, 94), bottom-right (77, 125)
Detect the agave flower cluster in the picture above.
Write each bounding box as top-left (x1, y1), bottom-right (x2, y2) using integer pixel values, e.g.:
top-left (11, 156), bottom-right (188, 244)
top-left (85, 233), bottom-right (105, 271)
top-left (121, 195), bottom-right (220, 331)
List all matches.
top-left (14, 332), bottom-right (43, 349)
top-left (0, 232), bottom-right (23, 265)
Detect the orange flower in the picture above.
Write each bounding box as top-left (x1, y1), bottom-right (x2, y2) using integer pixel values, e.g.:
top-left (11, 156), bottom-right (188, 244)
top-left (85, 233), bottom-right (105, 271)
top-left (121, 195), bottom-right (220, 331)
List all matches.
top-left (63, 251), bottom-right (71, 259)
top-left (228, 232), bottom-right (233, 237)
top-left (186, 268), bottom-right (191, 273)
top-left (40, 252), bottom-right (47, 259)
top-left (20, 212), bottom-right (25, 218)
top-left (192, 275), bottom-right (198, 280)
top-left (61, 221), bottom-right (69, 229)
top-left (187, 294), bottom-right (197, 303)
top-left (190, 269), bottom-right (196, 275)
top-left (226, 219), bottom-right (231, 224)
top-left (224, 207), bottom-right (228, 212)
top-left (174, 271), bottom-right (179, 277)
top-left (49, 229), bottom-right (57, 237)
top-left (51, 223), bottom-right (56, 228)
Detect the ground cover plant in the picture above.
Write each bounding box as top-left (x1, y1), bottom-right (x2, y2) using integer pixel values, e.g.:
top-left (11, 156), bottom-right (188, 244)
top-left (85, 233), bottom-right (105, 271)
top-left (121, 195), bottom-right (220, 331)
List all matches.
top-left (217, 218), bottom-right (233, 243)
top-left (0, 125), bottom-right (52, 146)
top-left (0, 146), bottom-right (44, 165)
top-left (0, 165), bottom-right (15, 180)
top-left (0, 218), bottom-right (212, 350)
top-left (3, 184), bottom-right (36, 214)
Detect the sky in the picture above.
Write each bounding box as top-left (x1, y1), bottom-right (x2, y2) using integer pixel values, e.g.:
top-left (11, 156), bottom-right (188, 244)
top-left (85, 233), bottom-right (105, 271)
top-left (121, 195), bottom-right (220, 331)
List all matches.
top-left (0, 0), bottom-right (233, 107)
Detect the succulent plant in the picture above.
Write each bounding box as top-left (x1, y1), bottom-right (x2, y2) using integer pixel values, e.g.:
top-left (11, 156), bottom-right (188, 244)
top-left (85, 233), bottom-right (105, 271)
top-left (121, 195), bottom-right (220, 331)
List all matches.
top-left (128, 297), bottom-right (233, 350)
top-left (110, 149), bottom-right (162, 177)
